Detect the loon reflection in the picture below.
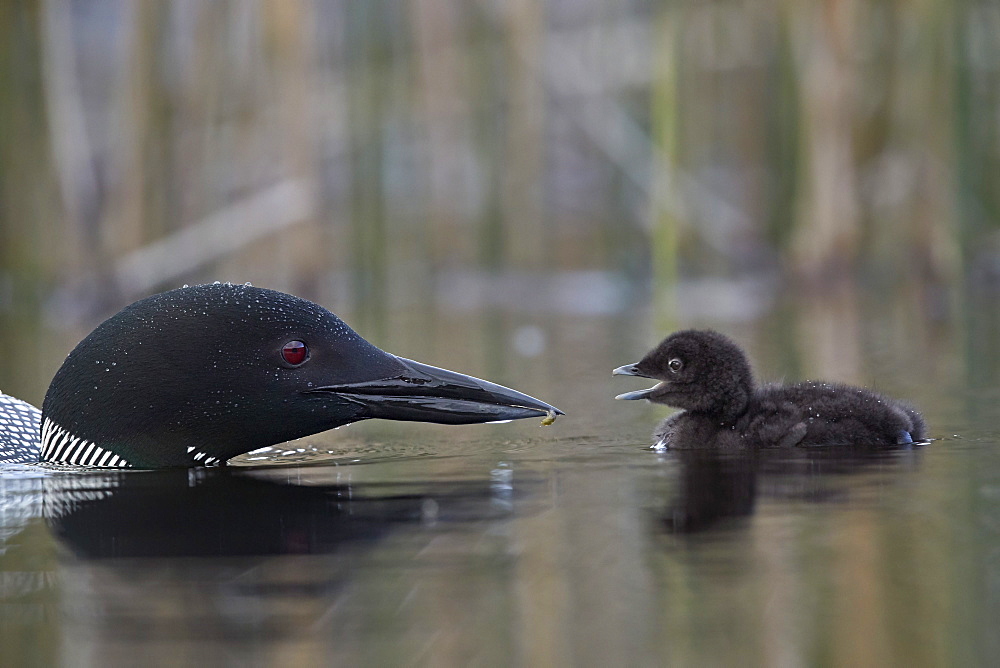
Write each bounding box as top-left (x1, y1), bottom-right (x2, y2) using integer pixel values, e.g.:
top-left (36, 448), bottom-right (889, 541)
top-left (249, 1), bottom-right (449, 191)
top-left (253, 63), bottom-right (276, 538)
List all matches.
top-left (45, 466), bottom-right (523, 559)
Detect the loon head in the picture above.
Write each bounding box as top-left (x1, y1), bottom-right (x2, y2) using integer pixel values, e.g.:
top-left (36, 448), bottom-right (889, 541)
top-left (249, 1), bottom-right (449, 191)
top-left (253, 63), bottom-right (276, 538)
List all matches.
top-left (40, 283), bottom-right (561, 468)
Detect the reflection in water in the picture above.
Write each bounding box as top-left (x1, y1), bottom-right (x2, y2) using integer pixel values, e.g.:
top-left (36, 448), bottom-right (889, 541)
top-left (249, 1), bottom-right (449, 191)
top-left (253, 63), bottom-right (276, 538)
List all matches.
top-left (48, 468), bottom-right (516, 559)
top-left (0, 284), bottom-right (998, 665)
top-left (660, 446), bottom-right (923, 535)
top-left (1, 463), bottom-right (545, 666)
top-left (0, 434), bottom-right (997, 666)
top-left (647, 444), bottom-right (961, 667)
top-left (661, 452), bottom-right (758, 534)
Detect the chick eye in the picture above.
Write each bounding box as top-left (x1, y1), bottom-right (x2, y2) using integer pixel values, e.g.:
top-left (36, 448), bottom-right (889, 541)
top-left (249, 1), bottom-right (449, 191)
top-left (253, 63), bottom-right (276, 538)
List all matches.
top-left (668, 358), bottom-right (683, 373)
top-left (281, 340), bottom-right (309, 366)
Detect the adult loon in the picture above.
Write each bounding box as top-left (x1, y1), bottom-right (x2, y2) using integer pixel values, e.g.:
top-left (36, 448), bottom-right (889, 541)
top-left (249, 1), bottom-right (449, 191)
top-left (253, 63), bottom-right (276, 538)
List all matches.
top-left (0, 283), bottom-right (561, 468)
top-left (614, 329), bottom-right (926, 450)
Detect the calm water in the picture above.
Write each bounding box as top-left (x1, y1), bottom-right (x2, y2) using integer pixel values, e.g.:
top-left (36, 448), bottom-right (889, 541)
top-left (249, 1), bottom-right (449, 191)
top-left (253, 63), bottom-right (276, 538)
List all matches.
top-left (2, 292), bottom-right (999, 667)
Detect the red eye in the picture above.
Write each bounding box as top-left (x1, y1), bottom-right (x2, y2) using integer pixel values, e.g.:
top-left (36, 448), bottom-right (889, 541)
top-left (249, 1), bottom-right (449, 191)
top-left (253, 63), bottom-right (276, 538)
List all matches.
top-left (281, 340), bottom-right (309, 366)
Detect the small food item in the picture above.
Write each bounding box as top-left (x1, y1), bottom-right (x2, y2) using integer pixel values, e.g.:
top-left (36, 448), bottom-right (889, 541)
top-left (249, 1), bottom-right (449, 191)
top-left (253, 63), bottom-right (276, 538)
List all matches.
top-left (540, 410), bottom-right (558, 426)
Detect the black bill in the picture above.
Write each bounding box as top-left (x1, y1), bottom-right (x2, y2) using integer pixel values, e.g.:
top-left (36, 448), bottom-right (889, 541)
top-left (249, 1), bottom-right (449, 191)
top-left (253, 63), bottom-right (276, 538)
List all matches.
top-left (312, 357), bottom-right (563, 424)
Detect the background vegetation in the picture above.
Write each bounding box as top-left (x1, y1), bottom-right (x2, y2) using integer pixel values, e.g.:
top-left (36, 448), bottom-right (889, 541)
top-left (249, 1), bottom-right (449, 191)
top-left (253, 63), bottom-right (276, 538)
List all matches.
top-left (0, 0), bottom-right (997, 400)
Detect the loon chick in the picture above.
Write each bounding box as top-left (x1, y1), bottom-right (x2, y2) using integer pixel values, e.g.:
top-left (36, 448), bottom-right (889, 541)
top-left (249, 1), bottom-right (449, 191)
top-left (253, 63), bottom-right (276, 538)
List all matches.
top-left (614, 329), bottom-right (926, 450)
top-left (0, 283), bottom-right (561, 468)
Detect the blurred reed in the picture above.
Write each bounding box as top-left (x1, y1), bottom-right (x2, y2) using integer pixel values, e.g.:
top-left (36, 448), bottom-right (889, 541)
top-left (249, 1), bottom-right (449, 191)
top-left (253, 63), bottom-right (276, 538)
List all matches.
top-left (0, 0), bottom-right (997, 391)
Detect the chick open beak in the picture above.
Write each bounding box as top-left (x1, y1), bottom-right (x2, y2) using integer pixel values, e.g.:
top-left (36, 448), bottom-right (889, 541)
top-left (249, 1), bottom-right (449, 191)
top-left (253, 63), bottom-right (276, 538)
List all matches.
top-left (612, 363), bottom-right (662, 401)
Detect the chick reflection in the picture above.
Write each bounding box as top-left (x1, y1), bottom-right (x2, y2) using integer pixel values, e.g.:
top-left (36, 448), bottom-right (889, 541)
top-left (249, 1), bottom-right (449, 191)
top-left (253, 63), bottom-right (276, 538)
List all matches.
top-left (47, 467), bottom-right (512, 559)
top-left (660, 443), bottom-right (922, 535)
top-left (662, 451), bottom-right (758, 534)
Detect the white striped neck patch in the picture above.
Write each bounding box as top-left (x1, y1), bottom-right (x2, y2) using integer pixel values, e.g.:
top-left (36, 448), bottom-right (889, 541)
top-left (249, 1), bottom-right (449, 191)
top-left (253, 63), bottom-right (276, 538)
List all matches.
top-left (40, 418), bottom-right (132, 468)
top-left (185, 445), bottom-right (222, 466)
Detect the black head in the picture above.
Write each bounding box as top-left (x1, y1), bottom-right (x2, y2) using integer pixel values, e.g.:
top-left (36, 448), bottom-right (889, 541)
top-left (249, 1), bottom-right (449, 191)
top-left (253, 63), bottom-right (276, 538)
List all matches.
top-left (41, 283), bottom-right (561, 468)
top-left (613, 329), bottom-right (755, 420)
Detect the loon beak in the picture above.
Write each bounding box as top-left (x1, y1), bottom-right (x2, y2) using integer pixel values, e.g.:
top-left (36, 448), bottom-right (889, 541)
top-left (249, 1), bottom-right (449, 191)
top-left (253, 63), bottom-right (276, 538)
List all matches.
top-left (312, 357), bottom-right (563, 424)
top-left (612, 362), bottom-right (659, 401)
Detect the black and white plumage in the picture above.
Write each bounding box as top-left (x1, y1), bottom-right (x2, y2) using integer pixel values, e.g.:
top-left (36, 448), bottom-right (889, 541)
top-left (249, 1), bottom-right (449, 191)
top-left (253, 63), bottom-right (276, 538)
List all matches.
top-left (614, 329), bottom-right (926, 450)
top-left (0, 283), bottom-right (561, 469)
top-left (39, 419), bottom-right (133, 468)
top-left (0, 393), bottom-right (42, 464)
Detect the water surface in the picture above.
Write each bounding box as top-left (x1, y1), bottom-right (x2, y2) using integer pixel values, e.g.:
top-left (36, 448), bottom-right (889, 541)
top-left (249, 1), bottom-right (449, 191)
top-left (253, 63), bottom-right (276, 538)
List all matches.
top-left (2, 298), bottom-right (999, 666)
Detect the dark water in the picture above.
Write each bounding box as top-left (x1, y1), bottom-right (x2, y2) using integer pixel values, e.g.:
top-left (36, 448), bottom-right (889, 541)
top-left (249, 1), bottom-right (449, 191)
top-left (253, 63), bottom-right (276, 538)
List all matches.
top-left (2, 295), bottom-right (1000, 666)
